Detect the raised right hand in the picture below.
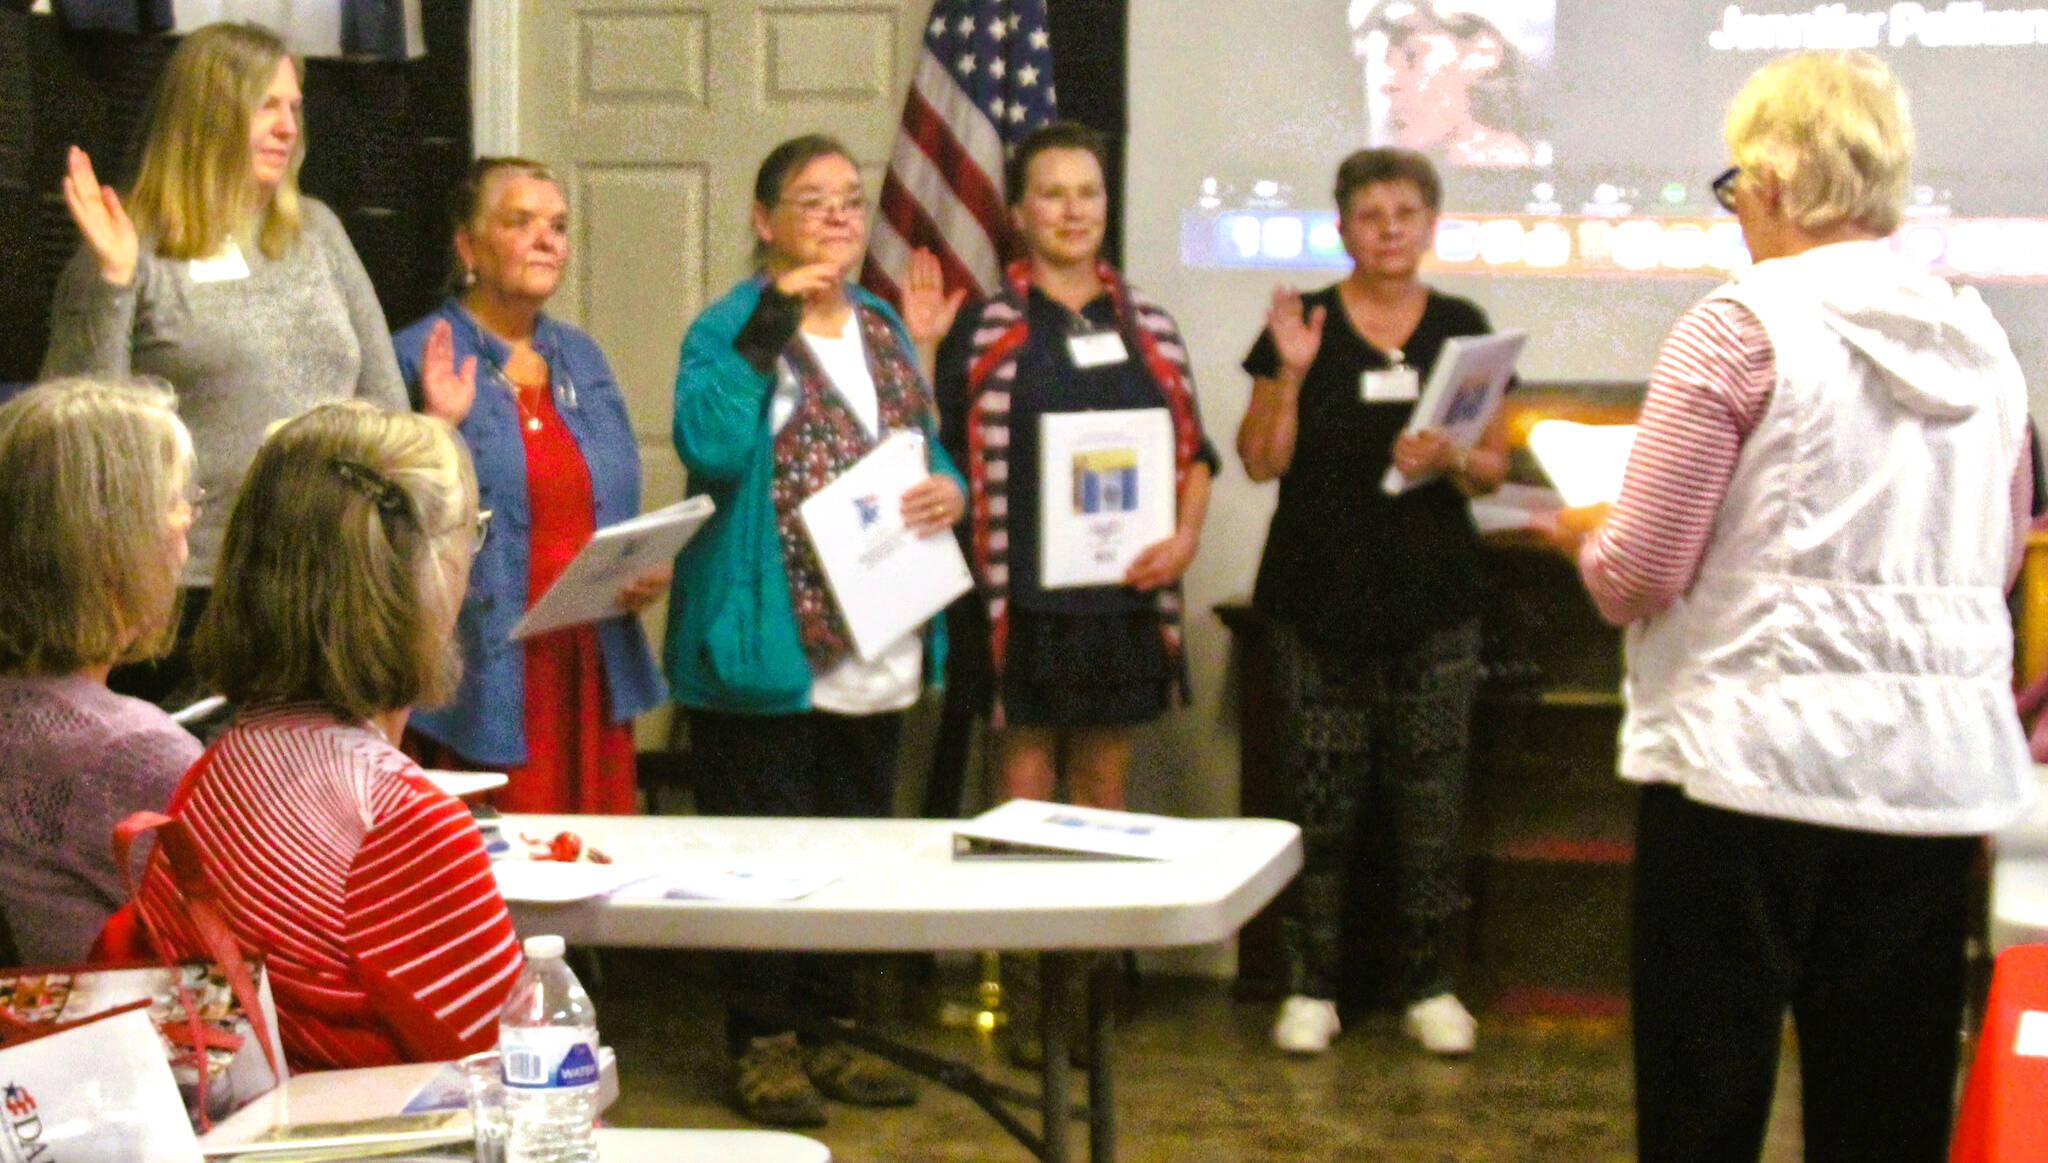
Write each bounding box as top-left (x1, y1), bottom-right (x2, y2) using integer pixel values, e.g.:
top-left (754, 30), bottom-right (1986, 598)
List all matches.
top-left (62, 146), bottom-right (137, 287)
top-left (1267, 286), bottom-right (1325, 378)
top-left (419, 318), bottom-right (478, 424)
top-left (774, 261), bottom-right (844, 302)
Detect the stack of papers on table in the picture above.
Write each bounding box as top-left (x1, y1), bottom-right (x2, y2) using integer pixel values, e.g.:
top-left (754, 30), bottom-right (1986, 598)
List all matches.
top-left (610, 862), bottom-right (843, 903)
top-left (490, 860), bottom-right (658, 903)
top-left (200, 1113), bottom-right (468, 1160)
top-left (491, 859), bottom-right (842, 904)
top-left (953, 799), bottom-right (1223, 861)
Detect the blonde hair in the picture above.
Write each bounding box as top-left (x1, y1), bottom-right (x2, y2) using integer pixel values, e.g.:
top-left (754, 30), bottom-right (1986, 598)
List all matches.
top-left (128, 22), bottom-right (304, 262)
top-left (195, 402), bottom-right (477, 721)
top-left (0, 377), bottom-right (191, 675)
top-left (1725, 50), bottom-right (1913, 236)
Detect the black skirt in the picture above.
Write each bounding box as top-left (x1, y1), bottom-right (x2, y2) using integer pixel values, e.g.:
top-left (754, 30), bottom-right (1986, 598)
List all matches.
top-left (999, 607), bottom-right (1172, 728)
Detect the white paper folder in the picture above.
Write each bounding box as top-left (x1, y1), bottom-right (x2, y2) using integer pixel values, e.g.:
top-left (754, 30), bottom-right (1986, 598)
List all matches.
top-left (1527, 420), bottom-right (1639, 507)
top-left (798, 432), bottom-right (973, 662)
top-left (1381, 329), bottom-right (1526, 495)
top-left (510, 496), bottom-right (715, 641)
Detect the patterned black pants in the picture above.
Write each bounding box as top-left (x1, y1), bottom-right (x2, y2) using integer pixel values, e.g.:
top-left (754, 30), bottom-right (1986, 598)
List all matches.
top-left (1271, 618), bottom-right (1481, 1003)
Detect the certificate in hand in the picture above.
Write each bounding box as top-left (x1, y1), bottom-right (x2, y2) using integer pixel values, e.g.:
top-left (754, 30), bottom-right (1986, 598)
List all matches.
top-left (799, 431), bottom-right (973, 662)
top-left (1039, 407), bottom-right (1176, 589)
top-left (509, 496), bottom-right (715, 641)
top-left (1380, 328), bottom-right (1527, 495)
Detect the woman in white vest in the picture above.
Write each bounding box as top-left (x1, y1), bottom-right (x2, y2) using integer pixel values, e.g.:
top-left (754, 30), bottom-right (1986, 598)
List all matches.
top-left (1565, 51), bottom-right (2032, 1162)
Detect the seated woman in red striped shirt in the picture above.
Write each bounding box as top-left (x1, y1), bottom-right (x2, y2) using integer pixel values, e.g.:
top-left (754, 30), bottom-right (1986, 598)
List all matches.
top-left (113, 401), bottom-right (522, 1070)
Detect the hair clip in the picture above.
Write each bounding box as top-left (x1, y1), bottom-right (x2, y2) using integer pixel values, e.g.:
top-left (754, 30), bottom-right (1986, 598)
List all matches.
top-left (328, 458), bottom-right (412, 521)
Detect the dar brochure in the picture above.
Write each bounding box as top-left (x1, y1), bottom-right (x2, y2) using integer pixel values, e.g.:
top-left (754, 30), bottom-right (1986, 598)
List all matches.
top-left (1381, 329), bottom-right (1526, 495)
top-left (798, 431), bottom-right (973, 662)
top-left (1038, 407), bottom-right (1176, 589)
top-left (511, 495), bottom-right (714, 640)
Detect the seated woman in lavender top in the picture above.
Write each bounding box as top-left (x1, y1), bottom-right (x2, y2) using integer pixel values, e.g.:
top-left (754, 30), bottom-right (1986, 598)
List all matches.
top-left (0, 377), bottom-right (203, 964)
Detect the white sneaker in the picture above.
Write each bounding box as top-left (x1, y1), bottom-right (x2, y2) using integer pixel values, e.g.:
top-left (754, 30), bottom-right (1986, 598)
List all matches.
top-left (1271, 995), bottom-right (1341, 1053)
top-left (1402, 992), bottom-right (1477, 1056)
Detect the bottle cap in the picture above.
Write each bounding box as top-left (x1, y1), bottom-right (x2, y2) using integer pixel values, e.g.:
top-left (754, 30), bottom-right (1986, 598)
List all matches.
top-left (523, 934), bottom-right (567, 960)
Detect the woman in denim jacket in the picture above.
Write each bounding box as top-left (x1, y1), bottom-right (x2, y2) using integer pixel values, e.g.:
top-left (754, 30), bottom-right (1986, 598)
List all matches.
top-left (392, 157), bottom-right (665, 813)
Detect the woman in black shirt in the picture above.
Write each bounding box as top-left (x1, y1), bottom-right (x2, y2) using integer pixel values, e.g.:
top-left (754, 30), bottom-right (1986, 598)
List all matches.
top-left (1238, 148), bottom-right (1510, 1057)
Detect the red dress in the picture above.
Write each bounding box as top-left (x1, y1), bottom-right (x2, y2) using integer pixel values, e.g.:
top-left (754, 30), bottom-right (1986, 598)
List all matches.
top-left (498, 372), bottom-right (638, 814)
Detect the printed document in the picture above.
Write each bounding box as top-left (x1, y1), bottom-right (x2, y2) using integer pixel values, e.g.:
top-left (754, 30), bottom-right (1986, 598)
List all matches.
top-left (1039, 408), bottom-right (1176, 589)
top-left (1381, 329), bottom-right (1526, 494)
top-left (1527, 419), bottom-right (1639, 507)
top-left (953, 798), bottom-right (1225, 861)
top-left (799, 431), bottom-right (973, 661)
top-left (511, 496), bottom-right (714, 640)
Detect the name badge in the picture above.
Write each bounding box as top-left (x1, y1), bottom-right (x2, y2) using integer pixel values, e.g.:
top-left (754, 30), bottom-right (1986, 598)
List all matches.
top-left (1067, 331), bottom-right (1130, 369)
top-left (189, 241), bottom-right (251, 284)
top-left (1362, 366), bottom-right (1420, 403)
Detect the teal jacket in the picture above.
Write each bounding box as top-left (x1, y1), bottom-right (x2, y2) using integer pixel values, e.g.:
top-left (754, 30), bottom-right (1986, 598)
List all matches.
top-left (663, 278), bottom-right (960, 714)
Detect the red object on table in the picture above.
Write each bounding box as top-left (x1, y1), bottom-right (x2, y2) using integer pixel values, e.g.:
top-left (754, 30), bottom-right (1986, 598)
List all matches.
top-left (1953, 943), bottom-right (2048, 1162)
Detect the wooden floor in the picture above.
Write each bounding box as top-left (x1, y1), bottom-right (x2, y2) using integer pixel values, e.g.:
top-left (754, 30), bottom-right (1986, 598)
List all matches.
top-left (586, 952), bottom-right (1808, 1163)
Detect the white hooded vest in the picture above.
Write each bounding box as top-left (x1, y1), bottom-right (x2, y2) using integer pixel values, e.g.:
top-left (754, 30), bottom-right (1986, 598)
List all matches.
top-left (1619, 240), bottom-right (2034, 836)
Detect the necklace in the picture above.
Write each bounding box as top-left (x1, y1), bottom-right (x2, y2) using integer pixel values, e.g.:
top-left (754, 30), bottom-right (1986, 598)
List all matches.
top-left (509, 379), bottom-right (546, 432)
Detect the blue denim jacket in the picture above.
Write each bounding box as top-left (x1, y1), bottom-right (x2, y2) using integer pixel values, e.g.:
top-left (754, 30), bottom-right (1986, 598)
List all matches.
top-left (392, 300), bottom-right (666, 765)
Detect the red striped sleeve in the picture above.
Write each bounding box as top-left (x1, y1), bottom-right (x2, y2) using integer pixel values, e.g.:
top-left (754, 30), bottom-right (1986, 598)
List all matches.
top-left (344, 771), bottom-right (522, 1060)
top-left (133, 710), bottom-right (521, 1070)
top-left (1579, 299), bottom-right (1774, 625)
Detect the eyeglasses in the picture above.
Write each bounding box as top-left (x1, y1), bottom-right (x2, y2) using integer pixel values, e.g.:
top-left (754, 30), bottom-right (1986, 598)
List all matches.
top-left (175, 481), bottom-right (205, 518)
top-left (471, 509), bottom-right (493, 554)
top-left (1711, 166), bottom-right (1741, 213)
top-left (782, 194), bottom-right (867, 223)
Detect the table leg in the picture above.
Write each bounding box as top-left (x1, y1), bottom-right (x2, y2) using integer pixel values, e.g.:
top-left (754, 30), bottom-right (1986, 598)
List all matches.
top-left (1040, 952), bottom-right (1073, 1163)
top-left (1088, 955), bottom-right (1115, 1163)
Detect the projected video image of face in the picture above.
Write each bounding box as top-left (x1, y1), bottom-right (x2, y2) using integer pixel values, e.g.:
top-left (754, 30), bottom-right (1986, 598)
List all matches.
top-left (1351, 0), bottom-right (1555, 168)
top-left (1163, 0), bottom-right (2048, 282)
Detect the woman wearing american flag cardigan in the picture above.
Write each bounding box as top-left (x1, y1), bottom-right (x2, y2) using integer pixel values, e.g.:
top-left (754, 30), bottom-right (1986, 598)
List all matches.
top-left (934, 122), bottom-right (1218, 814)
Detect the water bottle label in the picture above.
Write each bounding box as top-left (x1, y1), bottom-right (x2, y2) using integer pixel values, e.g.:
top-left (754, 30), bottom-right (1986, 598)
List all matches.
top-left (500, 1029), bottom-right (599, 1090)
top-left (556, 1041), bottom-right (600, 1088)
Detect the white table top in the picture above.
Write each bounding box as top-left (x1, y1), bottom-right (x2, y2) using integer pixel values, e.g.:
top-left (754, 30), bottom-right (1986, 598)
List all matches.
top-left (594, 1127), bottom-right (829, 1162)
top-left (496, 814), bottom-right (1302, 952)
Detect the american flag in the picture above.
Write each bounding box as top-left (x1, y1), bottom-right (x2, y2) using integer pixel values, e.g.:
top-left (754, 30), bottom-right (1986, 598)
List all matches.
top-left (861, 0), bottom-right (1058, 306)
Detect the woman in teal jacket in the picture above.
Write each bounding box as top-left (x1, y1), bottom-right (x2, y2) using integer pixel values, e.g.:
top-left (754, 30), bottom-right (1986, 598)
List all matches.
top-left (664, 134), bottom-right (964, 1129)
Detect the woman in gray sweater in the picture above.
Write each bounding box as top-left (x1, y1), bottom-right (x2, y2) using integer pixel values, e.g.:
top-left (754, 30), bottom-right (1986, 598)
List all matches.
top-left (42, 21), bottom-right (406, 704)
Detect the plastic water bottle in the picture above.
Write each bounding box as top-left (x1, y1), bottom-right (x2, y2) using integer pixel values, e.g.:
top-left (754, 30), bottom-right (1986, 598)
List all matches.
top-left (499, 934), bottom-right (599, 1163)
